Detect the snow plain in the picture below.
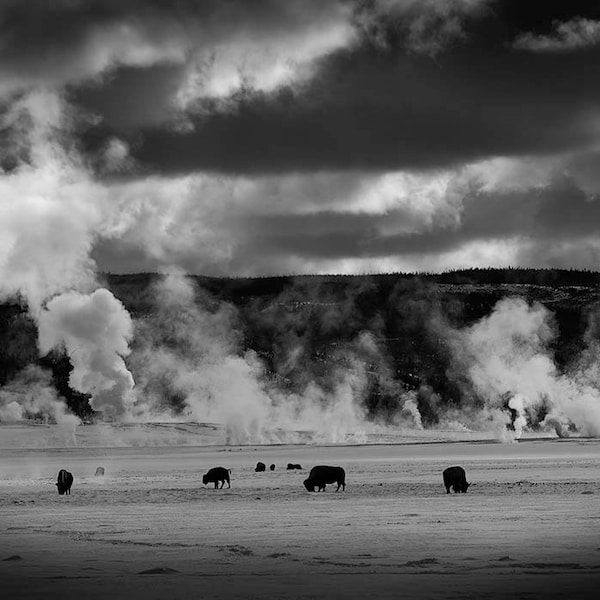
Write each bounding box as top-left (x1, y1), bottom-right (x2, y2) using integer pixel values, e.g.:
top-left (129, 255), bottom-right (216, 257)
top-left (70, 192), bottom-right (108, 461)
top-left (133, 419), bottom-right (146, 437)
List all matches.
top-left (1, 427), bottom-right (600, 599)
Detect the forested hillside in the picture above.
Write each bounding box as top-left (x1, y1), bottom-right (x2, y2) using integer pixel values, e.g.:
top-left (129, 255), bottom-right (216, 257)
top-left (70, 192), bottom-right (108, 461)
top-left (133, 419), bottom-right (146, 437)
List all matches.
top-left (2, 268), bottom-right (600, 430)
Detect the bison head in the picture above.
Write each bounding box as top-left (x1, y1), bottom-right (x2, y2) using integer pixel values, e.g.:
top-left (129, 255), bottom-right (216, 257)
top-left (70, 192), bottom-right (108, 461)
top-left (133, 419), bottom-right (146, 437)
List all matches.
top-left (202, 475), bottom-right (208, 485)
top-left (56, 483), bottom-right (66, 495)
top-left (303, 478), bottom-right (315, 492)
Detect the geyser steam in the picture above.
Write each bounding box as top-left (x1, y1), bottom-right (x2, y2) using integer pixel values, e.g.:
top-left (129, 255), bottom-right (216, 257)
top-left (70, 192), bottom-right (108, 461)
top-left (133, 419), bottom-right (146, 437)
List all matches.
top-left (130, 272), bottom-right (403, 443)
top-left (0, 366), bottom-right (80, 443)
top-left (0, 91), bottom-right (136, 424)
top-left (446, 297), bottom-right (600, 440)
top-left (38, 289), bottom-right (135, 418)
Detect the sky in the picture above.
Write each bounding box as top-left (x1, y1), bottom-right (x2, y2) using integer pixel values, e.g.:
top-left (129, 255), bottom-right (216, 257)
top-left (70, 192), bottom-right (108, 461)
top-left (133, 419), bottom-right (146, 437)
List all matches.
top-left (2, 0), bottom-right (600, 278)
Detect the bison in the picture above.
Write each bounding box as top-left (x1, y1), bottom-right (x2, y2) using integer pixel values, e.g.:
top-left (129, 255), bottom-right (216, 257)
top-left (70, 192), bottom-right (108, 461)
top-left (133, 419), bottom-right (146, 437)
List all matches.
top-left (286, 463), bottom-right (302, 470)
top-left (94, 466), bottom-right (105, 476)
top-left (202, 467), bottom-right (231, 489)
top-left (303, 466), bottom-right (346, 492)
top-left (255, 462), bottom-right (266, 472)
top-left (269, 464), bottom-right (275, 471)
top-left (443, 466), bottom-right (470, 494)
top-left (56, 469), bottom-right (73, 495)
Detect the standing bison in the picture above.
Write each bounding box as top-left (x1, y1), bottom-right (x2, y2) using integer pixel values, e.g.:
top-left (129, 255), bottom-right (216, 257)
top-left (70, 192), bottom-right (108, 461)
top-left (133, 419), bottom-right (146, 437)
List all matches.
top-left (202, 467), bottom-right (231, 489)
top-left (443, 466), bottom-right (470, 493)
top-left (56, 469), bottom-right (73, 495)
top-left (255, 462), bottom-right (266, 472)
top-left (269, 464), bottom-right (276, 471)
top-left (303, 466), bottom-right (346, 492)
top-left (287, 463), bottom-right (302, 470)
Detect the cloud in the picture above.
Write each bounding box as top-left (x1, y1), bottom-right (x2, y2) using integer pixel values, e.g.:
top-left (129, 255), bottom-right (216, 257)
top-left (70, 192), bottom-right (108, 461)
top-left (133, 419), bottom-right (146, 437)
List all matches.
top-left (122, 40), bottom-right (600, 175)
top-left (2, 1), bottom-right (590, 177)
top-left (0, 0), bottom-right (356, 104)
top-left (513, 17), bottom-right (600, 52)
top-left (359, 0), bottom-right (492, 57)
top-left (0, 91), bottom-right (137, 420)
top-left (4, 2), bottom-right (600, 280)
top-left (86, 151), bottom-right (600, 276)
top-left (0, 91), bottom-right (101, 310)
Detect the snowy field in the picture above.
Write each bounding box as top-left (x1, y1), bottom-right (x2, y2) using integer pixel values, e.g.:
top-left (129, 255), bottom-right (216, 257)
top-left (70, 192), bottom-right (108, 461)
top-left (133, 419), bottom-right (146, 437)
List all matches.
top-left (1, 429), bottom-right (600, 599)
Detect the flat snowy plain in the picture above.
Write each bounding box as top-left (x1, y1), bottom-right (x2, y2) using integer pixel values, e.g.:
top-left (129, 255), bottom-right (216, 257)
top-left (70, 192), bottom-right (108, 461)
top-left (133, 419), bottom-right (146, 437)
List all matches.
top-left (1, 427), bottom-right (599, 599)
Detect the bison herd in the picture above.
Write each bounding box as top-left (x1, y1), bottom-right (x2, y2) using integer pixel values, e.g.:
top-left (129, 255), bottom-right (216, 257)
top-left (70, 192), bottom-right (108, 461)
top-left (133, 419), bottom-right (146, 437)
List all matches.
top-left (54, 463), bottom-right (470, 496)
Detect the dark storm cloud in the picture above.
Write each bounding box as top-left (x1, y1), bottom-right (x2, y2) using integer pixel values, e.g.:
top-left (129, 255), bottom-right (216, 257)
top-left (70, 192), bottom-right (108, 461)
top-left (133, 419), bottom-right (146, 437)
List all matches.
top-left (3, 0), bottom-right (599, 175)
top-left (72, 64), bottom-right (185, 131)
top-left (228, 177), bottom-right (600, 261)
top-left (5, 0), bottom-right (600, 277)
top-left (128, 47), bottom-right (599, 174)
top-left (71, 0), bottom-right (600, 176)
top-left (0, 0), bottom-right (352, 96)
top-left (88, 167), bottom-right (600, 277)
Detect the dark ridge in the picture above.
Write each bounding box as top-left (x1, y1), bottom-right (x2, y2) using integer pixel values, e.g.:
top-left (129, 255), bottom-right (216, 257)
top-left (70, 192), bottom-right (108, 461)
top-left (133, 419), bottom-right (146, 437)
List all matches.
top-left (2, 268), bottom-right (600, 423)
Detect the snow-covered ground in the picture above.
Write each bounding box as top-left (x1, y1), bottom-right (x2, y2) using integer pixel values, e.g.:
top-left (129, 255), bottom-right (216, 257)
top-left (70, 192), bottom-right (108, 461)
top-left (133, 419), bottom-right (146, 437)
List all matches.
top-left (1, 428), bottom-right (599, 599)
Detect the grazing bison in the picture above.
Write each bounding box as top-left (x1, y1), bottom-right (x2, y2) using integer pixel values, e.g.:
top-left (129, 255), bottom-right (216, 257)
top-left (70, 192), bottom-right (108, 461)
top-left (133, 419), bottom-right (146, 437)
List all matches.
top-left (286, 463), bottom-right (302, 470)
top-left (443, 466), bottom-right (470, 494)
top-left (94, 467), bottom-right (105, 476)
top-left (56, 469), bottom-right (73, 495)
top-left (255, 462), bottom-right (266, 472)
top-left (202, 467), bottom-right (231, 489)
top-left (303, 466), bottom-right (346, 492)
top-left (269, 464), bottom-right (275, 471)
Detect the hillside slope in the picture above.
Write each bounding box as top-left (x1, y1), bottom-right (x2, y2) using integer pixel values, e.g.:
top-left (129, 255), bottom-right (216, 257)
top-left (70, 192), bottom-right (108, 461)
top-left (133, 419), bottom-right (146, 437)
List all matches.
top-left (2, 269), bottom-right (600, 435)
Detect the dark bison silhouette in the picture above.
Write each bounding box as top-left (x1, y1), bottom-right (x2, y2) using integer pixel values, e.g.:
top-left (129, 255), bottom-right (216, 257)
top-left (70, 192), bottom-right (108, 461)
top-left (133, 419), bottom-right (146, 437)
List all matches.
top-left (443, 466), bottom-right (470, 493)
top-left (287, 463), bottom-right (302, 470)
top-left (202, 467), bottom-right (231, 489)
top-left (303, 466), bottom-right (346, 492)
top-left (56, 469), bottom-right (73, 495)
top-left (255, 462), bottom-right (266, 472)
top-left (94, 467), bottom-right (105, 476)
top-left (269, 464), bottom-right (275, 471)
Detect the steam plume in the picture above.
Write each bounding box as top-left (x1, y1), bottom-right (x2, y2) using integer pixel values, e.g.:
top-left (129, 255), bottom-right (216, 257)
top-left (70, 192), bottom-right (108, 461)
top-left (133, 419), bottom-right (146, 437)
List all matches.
top-left (130, 272), bottom-right (408, 443)
top-left (446, 297), bottom-right (600, 440)
top-left (0, 90), bottom-right (136, 422)
top-left (38, 289), bottom-right (134, 418)
top-left (0, 366), bottom-right (80, 444)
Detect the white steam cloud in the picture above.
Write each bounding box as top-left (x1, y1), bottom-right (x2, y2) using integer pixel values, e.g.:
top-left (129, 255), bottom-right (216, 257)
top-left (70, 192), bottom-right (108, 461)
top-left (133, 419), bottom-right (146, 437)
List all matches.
top-left (3, 91), bottom-right (600, 447)
top-left (0, 91), bottom-right (99, 311)
top-left (446, 297), bottom-right (600, 440)
top-left (0, 366), bottom-right (80, 444)
top-left (0, 90), bottom-right (136, 425)
top-left (38, 289), bottom-right (135, 418)
top-left (129, 272), bottom-right (408, 443)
